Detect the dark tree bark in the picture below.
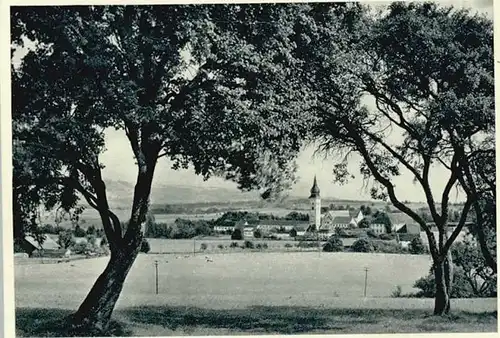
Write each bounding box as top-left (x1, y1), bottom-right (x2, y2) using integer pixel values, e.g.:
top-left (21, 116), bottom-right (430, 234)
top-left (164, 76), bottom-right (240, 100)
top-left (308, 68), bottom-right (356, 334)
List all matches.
top-left (433, 259), bottom-right (451, 315)
top-left (68, 144), bottom-right (158, 334)
top-left (69, 249), bottom-right (139, 334)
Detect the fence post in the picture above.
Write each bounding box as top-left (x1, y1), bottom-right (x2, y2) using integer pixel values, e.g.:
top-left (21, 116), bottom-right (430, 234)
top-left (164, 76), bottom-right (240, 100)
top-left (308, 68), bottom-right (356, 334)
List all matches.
top-left (364, 267), bottom-right (368, 297)
top-left (155, 260), bottom-right (159, 295)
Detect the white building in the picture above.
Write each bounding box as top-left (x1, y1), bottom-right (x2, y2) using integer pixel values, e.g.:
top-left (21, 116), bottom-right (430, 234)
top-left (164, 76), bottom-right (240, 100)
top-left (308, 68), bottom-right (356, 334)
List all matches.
top-left (369, 223), bottom-right (386, 235)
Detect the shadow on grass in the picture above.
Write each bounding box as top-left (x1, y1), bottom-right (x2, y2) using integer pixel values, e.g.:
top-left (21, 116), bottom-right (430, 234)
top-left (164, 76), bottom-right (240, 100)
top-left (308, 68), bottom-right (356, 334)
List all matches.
top-left (15, 308), bottom-right (132, 337)
top-left (16, 306), bottom-right (497, 336)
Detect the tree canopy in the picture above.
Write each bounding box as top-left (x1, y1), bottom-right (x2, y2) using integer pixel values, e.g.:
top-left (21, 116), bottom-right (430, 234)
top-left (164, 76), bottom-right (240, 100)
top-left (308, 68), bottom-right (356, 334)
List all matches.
top-left (11, 4), bottom-right (316, 332)
top-left (300, 2), bottom-right (493, 315)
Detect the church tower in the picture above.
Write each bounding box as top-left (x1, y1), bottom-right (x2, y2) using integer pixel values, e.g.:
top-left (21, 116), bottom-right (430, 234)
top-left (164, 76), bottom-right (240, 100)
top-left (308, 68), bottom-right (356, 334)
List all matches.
top-left (309, 176), bottom-right (321, 231)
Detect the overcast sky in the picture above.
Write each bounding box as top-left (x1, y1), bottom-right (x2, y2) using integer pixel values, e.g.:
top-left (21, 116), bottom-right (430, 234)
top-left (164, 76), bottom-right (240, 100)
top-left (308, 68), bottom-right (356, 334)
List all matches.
top-left (11, 1), bottom-right (493, 202)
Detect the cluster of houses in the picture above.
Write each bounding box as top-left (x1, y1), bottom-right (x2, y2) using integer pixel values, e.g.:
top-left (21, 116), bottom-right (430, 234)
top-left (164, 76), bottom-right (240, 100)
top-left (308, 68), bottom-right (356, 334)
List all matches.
top-left (15, 234), bottom-right (103, 259)
top-left (16, 177), bottom-right (472, 258)
top-left (214, 176), bottom-right (472, 248)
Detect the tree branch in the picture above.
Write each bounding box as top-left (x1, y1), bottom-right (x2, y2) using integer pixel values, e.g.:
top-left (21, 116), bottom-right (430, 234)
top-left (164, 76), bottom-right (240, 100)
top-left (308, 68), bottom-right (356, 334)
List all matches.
top-left (441, 197), bottom-right (473, 256)
top-left (346, 124), bottom-right (439, 260)
top-left (440, 153), bottom-right (459, 224)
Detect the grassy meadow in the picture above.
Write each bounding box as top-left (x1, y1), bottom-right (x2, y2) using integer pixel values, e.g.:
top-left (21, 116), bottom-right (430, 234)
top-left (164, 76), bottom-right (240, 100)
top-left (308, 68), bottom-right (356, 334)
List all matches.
top-left (15, 252), bottom-right (497, 335)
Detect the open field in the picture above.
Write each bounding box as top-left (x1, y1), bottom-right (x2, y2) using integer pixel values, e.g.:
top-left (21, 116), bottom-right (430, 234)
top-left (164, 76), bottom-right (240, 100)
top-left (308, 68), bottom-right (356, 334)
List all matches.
top-left (15, 252), bottom-right (497, 335)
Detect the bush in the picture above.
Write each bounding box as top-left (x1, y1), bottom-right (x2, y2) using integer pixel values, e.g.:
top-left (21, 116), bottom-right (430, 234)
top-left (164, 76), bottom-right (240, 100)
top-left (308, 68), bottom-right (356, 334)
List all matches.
top-left (244, 240), bottom-right (254, 249)
top-left (372, 240), bottom-right (404, 254)
top-left (229, 241), bottom-right (239, 248)
top-left (231, 228), bottom-right (243, 240)
top-left (391, 285), bottom-right (402, 297)
top-left (140, 238), bottom-right (151, 253)
top-left (253, 229), bottom-right (262, 238)
top-left (200, 243), bottom-right (208, 251)
top-left (289, 228), bottom-right (297, 238)
top-left (323, 236), bottom-right (344, 252)
top-left (73, 225), bottom-right (86, 237)
top-left (284, 243), bottom-right (293, 248)
top-left (358, 218), bottom-right (370, 228)
top-left (217, 244), bottom-right (224, 250)
top-left (367, 230), bottom-right (378, 238)
top-left (256, 243), bottom-right (262, 249)
top-left (72, 242), bottom-right (92, 255)
top-left (86, 225), bottom-right (96, 235)
top-left (262, 243), bottom-right (268, 249)
top-left (409, 237), bottom-right (426, 254)
top-left (298, 241), bottom-right (320, 248)
top-left (379, 233), bottom-right (395, 241)
top-left (58, 230), bottom-right (75, 249)
top-left (412, 265), bottom-right (496, 299)
top-left (351, 239), bottom-right (373, 252)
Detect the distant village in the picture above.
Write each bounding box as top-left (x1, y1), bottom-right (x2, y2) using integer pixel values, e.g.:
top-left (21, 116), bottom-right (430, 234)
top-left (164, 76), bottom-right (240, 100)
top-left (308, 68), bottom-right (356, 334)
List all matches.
top-left (16, 176), bottom-right (473, 259)
top-left (213, 177), bottom-right (472, 250)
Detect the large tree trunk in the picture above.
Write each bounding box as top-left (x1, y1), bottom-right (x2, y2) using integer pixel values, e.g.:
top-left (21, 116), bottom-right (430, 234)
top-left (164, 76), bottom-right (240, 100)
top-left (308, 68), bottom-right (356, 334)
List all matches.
top-left (69, 246), bottom-right (140, 335)
top-left (433, 260), bottom-right (451, 315)
top-left (443, 251), bottom-right (454, 314)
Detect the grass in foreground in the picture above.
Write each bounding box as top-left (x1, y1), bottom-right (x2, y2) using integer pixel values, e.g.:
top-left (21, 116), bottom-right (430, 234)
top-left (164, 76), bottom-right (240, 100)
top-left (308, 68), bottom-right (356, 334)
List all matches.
top-left (16, 305), bottom-right (497, 337)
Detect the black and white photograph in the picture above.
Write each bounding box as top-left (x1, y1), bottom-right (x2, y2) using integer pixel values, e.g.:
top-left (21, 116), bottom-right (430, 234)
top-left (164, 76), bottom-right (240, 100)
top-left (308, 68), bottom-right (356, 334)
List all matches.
top-left (3, 0), bottom-right (497, 336)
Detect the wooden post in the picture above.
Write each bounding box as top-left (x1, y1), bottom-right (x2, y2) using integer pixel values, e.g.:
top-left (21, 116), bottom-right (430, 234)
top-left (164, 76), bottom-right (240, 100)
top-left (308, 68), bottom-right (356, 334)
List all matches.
top-left (364, 267), bottom-right (368, 297)
top-left (155, 260), bottom-right (159, 295)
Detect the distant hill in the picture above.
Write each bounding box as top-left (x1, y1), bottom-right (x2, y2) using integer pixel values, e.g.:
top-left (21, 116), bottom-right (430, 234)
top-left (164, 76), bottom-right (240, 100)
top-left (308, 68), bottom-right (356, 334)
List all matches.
top-left (74, 179), bottom-right (436, 210)
top-left (104, 180), bottom-right (261, 207)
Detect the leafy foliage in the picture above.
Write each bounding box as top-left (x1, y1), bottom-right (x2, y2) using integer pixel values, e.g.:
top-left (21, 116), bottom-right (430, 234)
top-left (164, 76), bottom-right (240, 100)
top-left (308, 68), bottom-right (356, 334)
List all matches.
top-left (371, 211), bottom-right (392, 233)
top-left (284, 212), bottom-right (309, 221)
top-left (409, 237), bottom-right (426, 255)
top-left (357, 218), bottom-right (370, 229)
top-left (298, 2), bottom-right (493, 313)
top-left (351, 239), bottom-right (373, 253)
top-left (243, 240), bottom-right (254, 249)
top-left (57, 230), bottom-right (75, 249)
top-left (323, 236), bottom-right (343, 252)
top-left (253, 229), bottom-right (262, 238)
top-left (231, 228), bottom-right (243, 240)
top-left (140, 238), bottom-right (151, 254)
top-left (451, 237), bottom-right (497, 297)
top-left (73, 225), bottom-right (86, 237)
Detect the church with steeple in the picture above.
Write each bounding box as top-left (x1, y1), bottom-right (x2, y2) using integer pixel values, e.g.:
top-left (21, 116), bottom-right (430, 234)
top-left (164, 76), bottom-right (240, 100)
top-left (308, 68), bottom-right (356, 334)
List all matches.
top-left (305, 176), bottom-right (367, 236)
top-left (309, 175), bottom-right (321, 231)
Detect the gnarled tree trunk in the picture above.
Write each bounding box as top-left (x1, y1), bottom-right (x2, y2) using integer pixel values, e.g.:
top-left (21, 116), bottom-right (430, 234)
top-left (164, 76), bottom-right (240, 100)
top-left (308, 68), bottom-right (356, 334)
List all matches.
top-left (433, 251), bottom-right (454, 315)
top-left (68, 153), bottom-right (157, 334)
top-left (69, 244), bottom-right (141, 334)
top-left (433, 260), bottom-right (450, 315)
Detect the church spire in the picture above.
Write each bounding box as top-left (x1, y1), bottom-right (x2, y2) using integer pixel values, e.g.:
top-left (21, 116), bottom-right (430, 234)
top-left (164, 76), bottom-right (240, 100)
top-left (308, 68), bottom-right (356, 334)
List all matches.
top-left (309, 175), bottom-right (320, 199)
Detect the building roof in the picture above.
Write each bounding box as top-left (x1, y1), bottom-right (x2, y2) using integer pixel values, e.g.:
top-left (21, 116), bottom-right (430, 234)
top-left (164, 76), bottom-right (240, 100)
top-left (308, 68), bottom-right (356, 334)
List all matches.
top-left (387, 212), bottom-right (416, 225)
top-left (324, 210), bottom-right (350, 219)
top-left (309, 176), bottom-right (320, 199)
top-left (24, 234), bottom-right (61, 250)
top-left (396, 223), bottom-right (421, 235)
top-left (332, 216), bottom-right (353, 224)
